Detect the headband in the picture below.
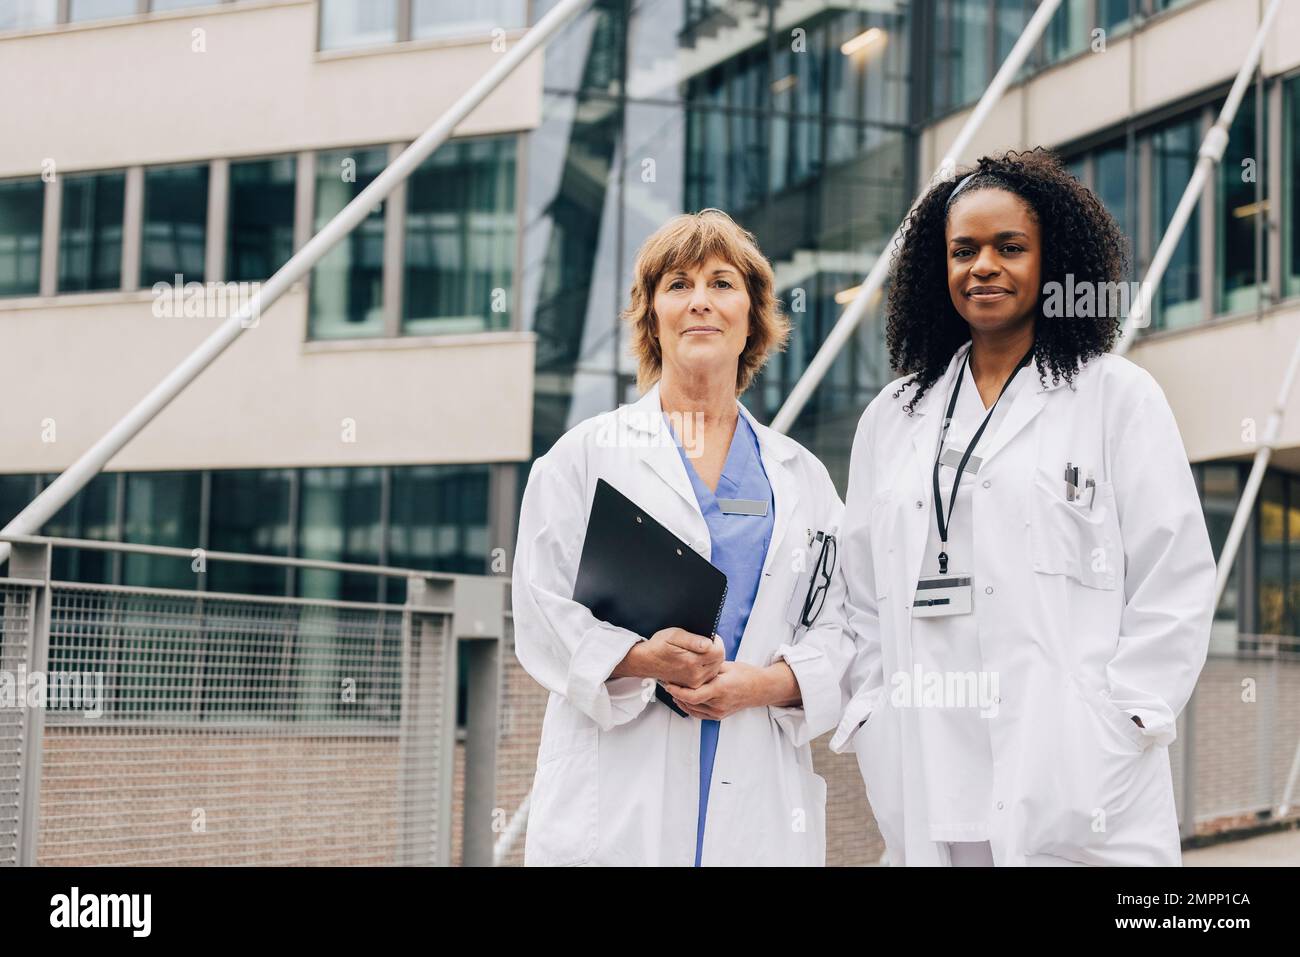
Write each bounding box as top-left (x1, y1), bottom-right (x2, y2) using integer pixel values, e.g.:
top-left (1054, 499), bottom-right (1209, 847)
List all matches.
top-left (944, 171), bottom-right (1008, 211)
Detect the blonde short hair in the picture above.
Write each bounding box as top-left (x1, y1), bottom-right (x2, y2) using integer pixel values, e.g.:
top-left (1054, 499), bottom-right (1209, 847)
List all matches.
top-left (622, 209), bottom-right (789, 396)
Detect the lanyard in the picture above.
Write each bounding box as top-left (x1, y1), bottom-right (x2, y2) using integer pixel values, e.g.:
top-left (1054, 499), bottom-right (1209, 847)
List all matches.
top-left (931, 345), bottom-right (1034, 575)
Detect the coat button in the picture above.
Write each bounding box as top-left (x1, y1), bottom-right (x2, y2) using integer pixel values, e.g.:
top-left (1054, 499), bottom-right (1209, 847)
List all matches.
top-left (996, 801), bottom-right (1005, 810)
top-left (915, 500), bottom-right (923, 509)
top-left (982, 480), bottom-right (991, 489)
top-left (985, 586), bottom-right (993, 595)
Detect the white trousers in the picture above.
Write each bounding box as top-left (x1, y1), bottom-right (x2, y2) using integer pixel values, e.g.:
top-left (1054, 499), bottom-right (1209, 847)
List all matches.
top-left (946, 841), bottom-right (994, 867)
top-left (945, 841), bottom-right (1090, 867)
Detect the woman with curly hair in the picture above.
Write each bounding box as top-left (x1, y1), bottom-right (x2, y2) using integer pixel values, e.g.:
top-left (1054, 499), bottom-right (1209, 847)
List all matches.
top-left (829, 147), bottom-right (1216, 866)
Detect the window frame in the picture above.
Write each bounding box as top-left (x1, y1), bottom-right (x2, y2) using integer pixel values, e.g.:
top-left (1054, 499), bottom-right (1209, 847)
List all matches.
top-left (314, 0), bottom-right (530, 53)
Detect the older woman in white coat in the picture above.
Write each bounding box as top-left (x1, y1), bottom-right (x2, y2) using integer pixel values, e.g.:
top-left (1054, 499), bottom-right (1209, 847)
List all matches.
top-left (833, 148), bottom-right (1216, 866)
top-left (513, 209), bottom-right (851, 866)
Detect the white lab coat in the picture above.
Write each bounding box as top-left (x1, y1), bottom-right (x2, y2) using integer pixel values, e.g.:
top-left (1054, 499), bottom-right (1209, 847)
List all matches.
top-left (512, 382), bottom-right (852, 866)
top-left (830, 342), bottom-right (1215, 866)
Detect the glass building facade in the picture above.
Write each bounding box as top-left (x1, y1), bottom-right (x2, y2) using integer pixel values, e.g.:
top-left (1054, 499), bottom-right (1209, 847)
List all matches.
top-left (522, 0), bottom-right (914, 488)
top-left (0, 466), bottom-right (491, 603)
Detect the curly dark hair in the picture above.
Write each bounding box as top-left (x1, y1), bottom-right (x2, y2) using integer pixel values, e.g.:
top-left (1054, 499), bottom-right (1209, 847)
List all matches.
top-left (886, 146), bottom-right (1129, 413)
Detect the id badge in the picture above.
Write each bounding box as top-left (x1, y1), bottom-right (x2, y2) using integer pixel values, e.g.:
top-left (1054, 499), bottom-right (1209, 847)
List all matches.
top-left (912, 574), bottom-right (973, 618)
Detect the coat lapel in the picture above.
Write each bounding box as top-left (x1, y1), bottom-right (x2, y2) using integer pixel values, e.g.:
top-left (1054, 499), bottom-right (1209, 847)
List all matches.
top-left (621, 383), bottom-right (700, 517)
top-left (970, 367), bottom-right (1067, 469)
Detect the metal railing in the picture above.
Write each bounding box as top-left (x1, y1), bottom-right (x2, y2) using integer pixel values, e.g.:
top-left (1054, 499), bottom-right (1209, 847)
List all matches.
top-left (0, 535), bottom-right (507, 867)
top-left (1176, 642), bottom-right (1300, 835)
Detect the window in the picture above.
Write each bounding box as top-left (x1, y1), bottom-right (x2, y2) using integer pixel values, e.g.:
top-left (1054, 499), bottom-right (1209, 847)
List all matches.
top-left (1099, 0), bottom-right (1135, 35)
top-left (931, 0), bottom-right (989, 115)
top-left (1288, 476), bottom-right (1300, 637)
top-left (140, 163), bottom-right (208, 288)
top-left (404, 136), bottom-right (517, 335)
top-left (1094, 142), bottom-right (1133, 273)
top-left (412, 0), bottom-right (525, 41)
top-left (1149, 117), bottom-right (1200, 329)
top-left (1257, 473), bottom-right (1286, 636)
top-left (40, 472), bottom-right (118, 584)
top-left (1198, 464), bottom-right (1239, 652)
top-left (4, 0), bottom-right (214, 30)
top-left (0, 177), bottom-right (44, 298)
top-left (67, 0), bottom-right (135, 22)
top-left (318, 0), bottom-right (523, 50)
top-left (0, 475), bottom-right (37, 529)
top-left (995, 0), bottom-right (1030, 66)
top-left (792, 26), bottom-right (826, 187)
top-left (687, 7), bottom-right (901, 214)
top-left (1044, 0), bottom-right (1089, 64)
top-left (309, 147), bottom-right (385, 338)
top-left (121, 472), bottom-right (203, 590)
top-left (387, 466), bottom-right (489, 575)
top-left (227, 157), bottom-right (296, 284)
top-left (59, 170), bottom-right (125, 293)
top-left (318, 0), bottom-right (398, 50)
top-left (727, 53), bottom-right (767, 211)
top-left (207, 469), bottom-right (293, 596)
top-left (0, 1), bottom-right (57, 31)
top-left (1217, 92), bottom-right (1267, 315)
top-left (1285, 76), bottom-right (1300, 299)
top-left (297, 467), bottom-right (383, 602)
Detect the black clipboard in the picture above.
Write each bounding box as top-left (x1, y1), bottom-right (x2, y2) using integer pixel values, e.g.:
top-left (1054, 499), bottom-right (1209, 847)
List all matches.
top-left (573, 479), bottom-right (728, 717)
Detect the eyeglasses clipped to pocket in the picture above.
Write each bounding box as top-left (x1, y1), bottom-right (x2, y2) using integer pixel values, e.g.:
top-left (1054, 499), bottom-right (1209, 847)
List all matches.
top-left (784, 530), bottom-right (838, 627)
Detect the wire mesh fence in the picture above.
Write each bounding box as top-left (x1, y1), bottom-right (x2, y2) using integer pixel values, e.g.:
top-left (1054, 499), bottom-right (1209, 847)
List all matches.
top-left (1185, 652), bottom-right (1300, 829)
top-left (0, 537), bottom-right (476, 867)
top-left (0, 583), bottom-right (34, 866)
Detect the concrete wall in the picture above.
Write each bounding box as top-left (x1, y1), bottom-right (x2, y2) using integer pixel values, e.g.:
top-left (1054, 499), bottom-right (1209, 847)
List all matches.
top-left (0, 0), bottom-right (542, 176)
top-left (0, 0), bottom-right (540, 472)
top-left (0, 289), bottom-right (536, 471)
top-left (1129, 305), bottom-right (1300, 468)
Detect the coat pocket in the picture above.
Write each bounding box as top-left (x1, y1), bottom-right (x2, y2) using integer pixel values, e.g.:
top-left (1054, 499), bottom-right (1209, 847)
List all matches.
top-left (524, 727), bottom-right (598, 866)
top-left (1018, 670), bottom-right (1153, 864)
top-left (1029, 467), bottom-right (1120, 590)
top-left (1075, 675), bottom-right (1150, 752)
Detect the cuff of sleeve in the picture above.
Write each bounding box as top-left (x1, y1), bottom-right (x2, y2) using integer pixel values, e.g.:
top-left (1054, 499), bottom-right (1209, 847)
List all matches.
top-left (1125, 708), bottom-right (1176, 748)
top-left (565, 624), bottom-right (643, 732)
top-left (1107, 685), bottom-right (1177, 748)
top-left (768, 643), bottom-right (839, 748)
top-left (829, 685), bottom-right (884, 753)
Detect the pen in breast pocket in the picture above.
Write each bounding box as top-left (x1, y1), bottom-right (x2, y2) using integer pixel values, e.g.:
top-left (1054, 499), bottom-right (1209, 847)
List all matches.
top-left (1085, 470), bottom-right (1096, 510)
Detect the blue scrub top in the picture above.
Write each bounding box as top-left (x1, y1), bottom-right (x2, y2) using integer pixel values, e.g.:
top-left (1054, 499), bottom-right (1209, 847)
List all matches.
top-left (668, 410), bottom-right (774, 867)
